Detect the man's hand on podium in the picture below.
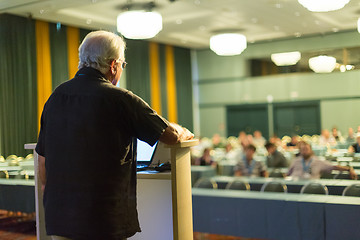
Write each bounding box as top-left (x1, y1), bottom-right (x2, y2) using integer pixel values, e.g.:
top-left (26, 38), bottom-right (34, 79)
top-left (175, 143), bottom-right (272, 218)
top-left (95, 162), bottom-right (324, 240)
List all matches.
top-left (159, 123), bottom-right (194, 145)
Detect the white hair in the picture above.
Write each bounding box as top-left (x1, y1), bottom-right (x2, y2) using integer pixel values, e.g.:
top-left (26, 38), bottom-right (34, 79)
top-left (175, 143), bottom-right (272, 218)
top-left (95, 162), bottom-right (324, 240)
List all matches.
top-left (78, 30), bottom-right (126, 74)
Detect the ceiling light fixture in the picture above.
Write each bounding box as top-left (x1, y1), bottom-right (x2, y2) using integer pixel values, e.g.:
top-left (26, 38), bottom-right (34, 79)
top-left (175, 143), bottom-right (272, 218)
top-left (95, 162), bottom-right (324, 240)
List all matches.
top-left (210, 33), bottom-right (247, 56)
top-left (117, 2), bottom-right (162, 39)
top-left (271, 51), bottom-right (301, 66)
top-left (309, 55), bottom-right (337, 73)
top-left (297, 0), bottom-right (350, 12)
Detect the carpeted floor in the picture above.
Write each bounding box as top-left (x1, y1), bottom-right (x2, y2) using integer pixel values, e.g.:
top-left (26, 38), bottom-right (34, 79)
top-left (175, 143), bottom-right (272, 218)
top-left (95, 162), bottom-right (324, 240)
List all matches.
top-left (193, 232), bottom-right (264, 240)
top-left (0, 210), bottom-right (36, 240)
top-left (0, 209), bottom-right (265, 240)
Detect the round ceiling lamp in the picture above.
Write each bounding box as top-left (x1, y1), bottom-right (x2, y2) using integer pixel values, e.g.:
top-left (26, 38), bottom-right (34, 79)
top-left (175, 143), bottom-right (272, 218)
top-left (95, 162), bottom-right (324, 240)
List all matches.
top-left (271, 51), bottom-right (301, 66)
top-left (210, 33), bottom-right (247, 56)
top-left (308, 55), bottom-right (337, 73)
top-left (117, 10), bottom-right (162, 39)
top-left (297, 0), bottom-right (350, 12)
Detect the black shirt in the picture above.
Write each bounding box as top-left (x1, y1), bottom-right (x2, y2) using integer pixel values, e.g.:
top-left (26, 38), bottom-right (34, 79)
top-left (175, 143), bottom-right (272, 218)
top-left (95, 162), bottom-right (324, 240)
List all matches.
top-left (35, 67), bottom-right (168, 240)
top-left (266, 150), bottom-right (288, 168)
top-left (352, 143), bottom-right (360, 153)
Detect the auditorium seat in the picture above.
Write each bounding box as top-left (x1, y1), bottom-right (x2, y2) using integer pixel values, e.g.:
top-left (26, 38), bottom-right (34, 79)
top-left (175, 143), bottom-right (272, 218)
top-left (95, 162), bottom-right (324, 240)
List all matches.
top-left (193, 178), bottom-right (218, 189)
top-left (300, 182), bottom-right (328, 195)
top-left (260, 181), bottom-right (287, 193)
top-left (225, 179), bottom-right (250, 191)
top-left (0, 171), bottom-right (7, 178)
top-left (342, 184), bottom-right (360, 197)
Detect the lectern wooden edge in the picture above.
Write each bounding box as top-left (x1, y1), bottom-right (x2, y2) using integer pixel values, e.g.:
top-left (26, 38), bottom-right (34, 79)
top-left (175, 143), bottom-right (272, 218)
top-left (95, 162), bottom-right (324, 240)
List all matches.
top-left (165, 139), bottom-right (199, 240)
top-left (24, 143), bottom-right (50, 240)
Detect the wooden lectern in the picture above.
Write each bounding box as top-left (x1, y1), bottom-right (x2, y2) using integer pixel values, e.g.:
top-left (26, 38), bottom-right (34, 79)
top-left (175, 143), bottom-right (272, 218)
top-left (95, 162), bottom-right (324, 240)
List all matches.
top-left (166, 140), bottom-right (198, 240)
top-left (26, 139), bottom-right (198, 240)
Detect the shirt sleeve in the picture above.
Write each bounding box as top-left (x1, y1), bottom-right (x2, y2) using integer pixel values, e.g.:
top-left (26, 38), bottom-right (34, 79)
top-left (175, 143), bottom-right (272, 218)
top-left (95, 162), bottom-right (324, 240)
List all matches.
top-left (125, 91), bottom-right (169, 146)
top-left (233, 161), bottom-right (244, 174)
top-left (287, 159), bottom-right (297, 176)
top-left (318, 159), bottom-right (335, 173)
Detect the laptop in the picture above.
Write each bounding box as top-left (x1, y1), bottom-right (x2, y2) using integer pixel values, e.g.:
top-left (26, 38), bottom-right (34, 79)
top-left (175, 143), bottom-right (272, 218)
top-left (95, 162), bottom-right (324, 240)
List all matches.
top-left (135, 138), bottom-right (158, 171)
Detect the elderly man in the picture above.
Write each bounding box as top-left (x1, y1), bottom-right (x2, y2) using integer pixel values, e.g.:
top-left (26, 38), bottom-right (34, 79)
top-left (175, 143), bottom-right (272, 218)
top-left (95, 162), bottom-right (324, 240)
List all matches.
top-left (36, 31), bottom-right (193, 240)
top-left (287, 141), bottom-right (357, 179)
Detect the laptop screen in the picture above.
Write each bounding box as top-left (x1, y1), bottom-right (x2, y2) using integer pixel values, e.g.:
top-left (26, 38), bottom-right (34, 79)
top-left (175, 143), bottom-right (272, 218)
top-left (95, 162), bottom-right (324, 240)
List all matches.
top-left (135, 139), bottom-right (158, 166)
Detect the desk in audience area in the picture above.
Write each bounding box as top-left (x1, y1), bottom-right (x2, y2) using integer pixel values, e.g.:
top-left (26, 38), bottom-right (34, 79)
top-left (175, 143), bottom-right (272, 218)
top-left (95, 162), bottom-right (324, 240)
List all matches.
top-left (212, 176), bottom-right (358, 195)
top-left (191, 166), bottom-right (216, 186)
top-left (192, 188), bottom-right (360, 240)
top-left (0, 179), bottom-right (35, 212)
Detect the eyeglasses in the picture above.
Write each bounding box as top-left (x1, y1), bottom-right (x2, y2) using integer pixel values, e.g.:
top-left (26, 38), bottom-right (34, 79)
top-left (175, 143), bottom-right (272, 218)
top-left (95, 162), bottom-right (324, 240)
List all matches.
top-left (121, 60), bottom-right (127, 69)
top-left (117, 59), bottom-right (127, 69)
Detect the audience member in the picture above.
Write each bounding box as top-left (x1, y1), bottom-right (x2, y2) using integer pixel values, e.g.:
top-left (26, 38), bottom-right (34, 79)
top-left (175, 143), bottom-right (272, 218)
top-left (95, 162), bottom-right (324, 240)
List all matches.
top-left (234, 144), bottom-right (267, 177)
top-left (196, 148), bottom-right (216, 167)
top-left (319, 129), bottom-right (336, 146)
top-left (331, 127), bottom-right (342, 142)
top-left (212, 133), bottom-right (226, 149)
top-left (287, 141), bottom-right (357, 179)
top-left (253, 130), bottom-right (266, 147)
top-left (348, 133), bottom-right (360, 153)
top-left (286, 135), bottom-right (299, 149)
top-left (265, 142), bottom-right (288, 168)
top-left (238, 131), bottom-right (250, 149)
top-left (269, 134), bottom-right (282, 147)
top-left (224, 142), bottom-right (239, 160)
top-left (346, 127), bottom-right (356, 143)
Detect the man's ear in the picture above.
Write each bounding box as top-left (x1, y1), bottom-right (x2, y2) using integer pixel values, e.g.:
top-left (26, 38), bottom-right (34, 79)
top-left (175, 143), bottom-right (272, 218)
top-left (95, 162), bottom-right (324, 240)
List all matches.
top-left (110, 60), bottom-right (117, 74)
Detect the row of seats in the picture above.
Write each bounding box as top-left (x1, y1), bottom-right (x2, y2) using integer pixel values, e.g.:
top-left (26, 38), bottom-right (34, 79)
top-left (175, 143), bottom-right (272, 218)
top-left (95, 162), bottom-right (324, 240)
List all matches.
top-left (193, 178), bottom-right (360, 197)
top-left (0, 154), bottom-right (34, 165)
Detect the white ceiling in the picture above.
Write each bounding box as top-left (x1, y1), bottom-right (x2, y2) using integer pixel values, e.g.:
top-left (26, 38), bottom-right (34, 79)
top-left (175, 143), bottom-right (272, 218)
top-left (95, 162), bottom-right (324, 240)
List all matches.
top-left (2, 0), bottom-right (360, 49)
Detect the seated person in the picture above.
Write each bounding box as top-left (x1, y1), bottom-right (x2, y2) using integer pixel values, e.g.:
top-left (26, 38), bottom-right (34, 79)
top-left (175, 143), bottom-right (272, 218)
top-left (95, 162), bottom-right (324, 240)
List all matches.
top-left (269, 134), bottom-right (282, 147)
top-left (224, 142), bottom-right (239, 161)
top-left (253, 130), bottom-right (266, 148)
top-left (265, 142), bottom-right (288, 168)
top-left (319, 129), bottom-right (336, 146)
top-left (349, 133), bottom-right (360, 153)
top-left (195, 148), bottom-right (216, 167)
top-left (346, 127), bottom-right (355, 143)
top-left (234, 144), bottom-right (267, 177)
top-left (286, 135), bottom-right (299, 148)
top-left (331, 127), bottom-right (343, 142)
top-left (287, 141), bottom-right (357, 179)
top-left (211, 133), bottom-right (226, 149)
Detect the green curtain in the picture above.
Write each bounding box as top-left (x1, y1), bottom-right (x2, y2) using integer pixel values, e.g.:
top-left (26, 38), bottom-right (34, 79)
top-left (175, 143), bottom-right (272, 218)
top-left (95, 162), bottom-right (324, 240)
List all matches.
top-left (174, 46), bottom-right (193, 131)
top-left (50, 23), bottom-right (69, 89)
top-left (125, 39), bottom-right (151, 103)
top-left (159, 44), bottom-right (168, 119)
top-left (79, 28), bottom-right (91, 43)
top-left (0, 14), bottom-right (37, 157)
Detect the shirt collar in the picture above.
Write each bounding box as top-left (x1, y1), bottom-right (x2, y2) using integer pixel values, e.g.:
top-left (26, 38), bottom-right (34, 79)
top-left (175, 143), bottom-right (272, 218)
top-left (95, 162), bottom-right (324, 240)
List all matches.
top-left (75, 67), bottom-right (109, 82)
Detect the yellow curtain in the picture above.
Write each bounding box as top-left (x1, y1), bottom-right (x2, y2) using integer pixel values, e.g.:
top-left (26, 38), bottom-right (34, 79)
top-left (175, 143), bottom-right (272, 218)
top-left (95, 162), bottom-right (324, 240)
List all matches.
top-left (35, 20), bottom-right (52, 131)
top-left (165, 45), bottom-right (178, 123)
top-left (67, 26), bottom-right (79, 79)
top-left (149, 42), bottom-right (162, 115)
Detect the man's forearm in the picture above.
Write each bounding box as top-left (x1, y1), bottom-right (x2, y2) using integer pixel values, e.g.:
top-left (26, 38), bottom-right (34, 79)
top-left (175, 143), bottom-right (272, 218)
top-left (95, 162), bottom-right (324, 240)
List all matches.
top-left (38, 154), bottom-right (46, 189)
